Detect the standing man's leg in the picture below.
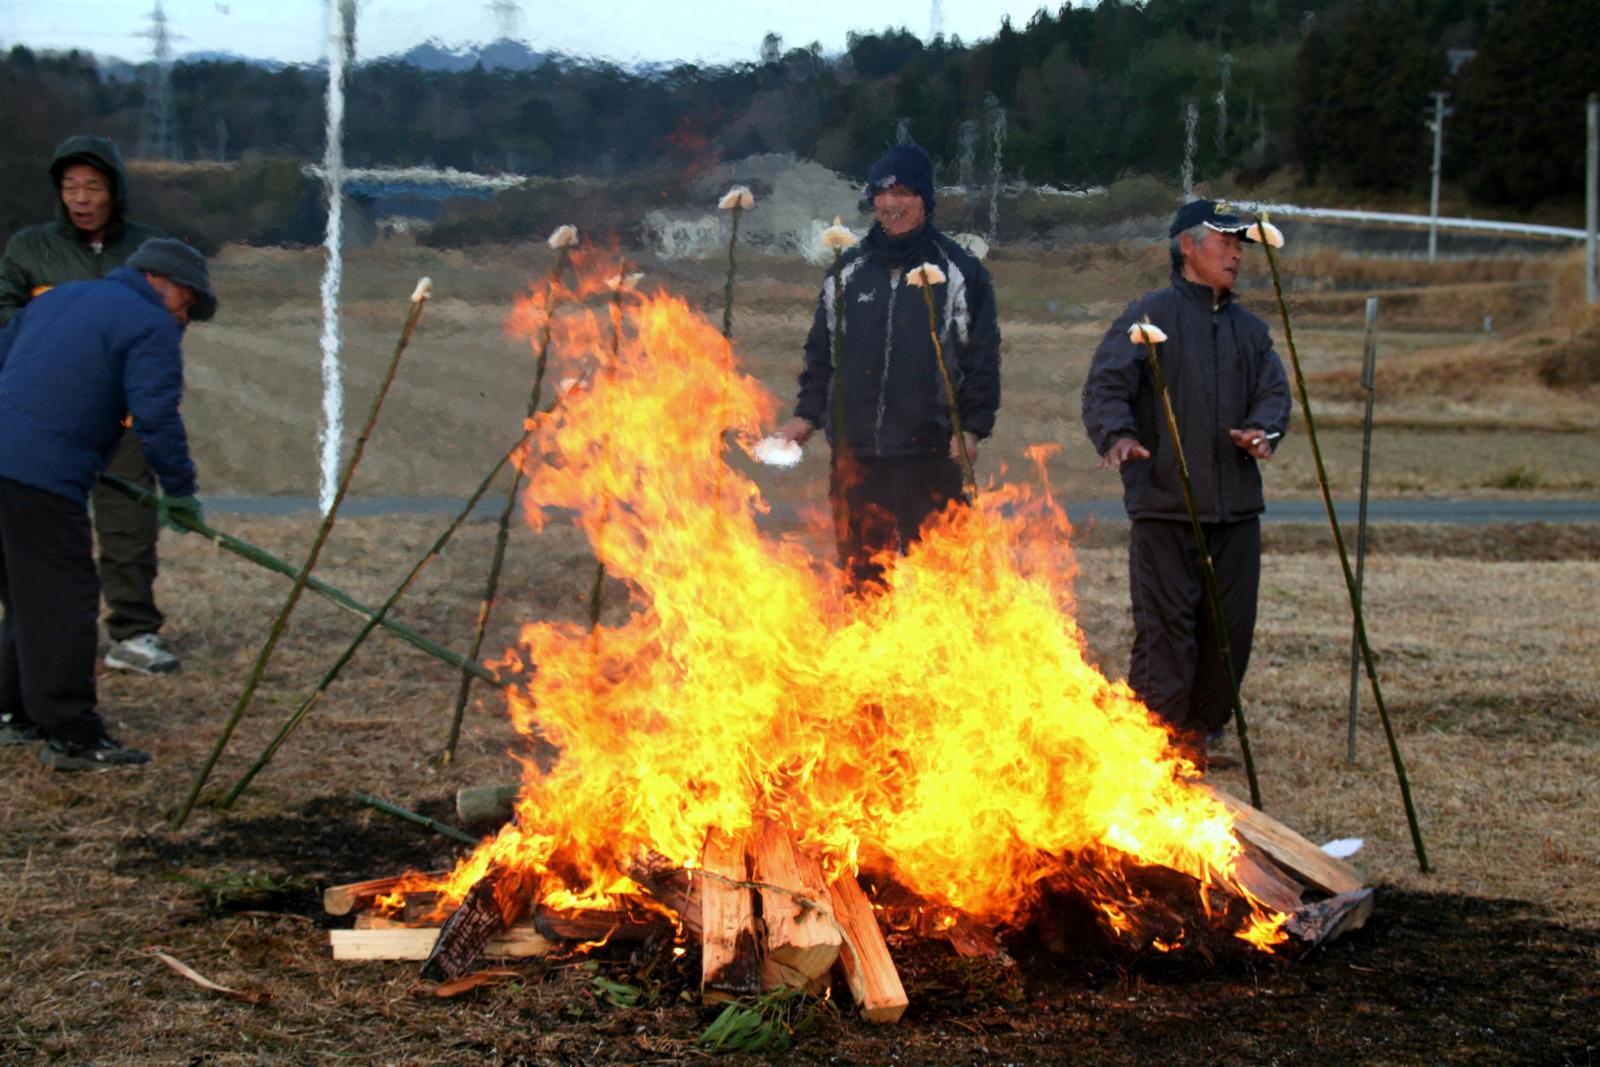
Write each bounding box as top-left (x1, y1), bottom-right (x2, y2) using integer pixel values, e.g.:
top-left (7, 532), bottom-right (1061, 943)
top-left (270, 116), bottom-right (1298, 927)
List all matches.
top-left (1128, 518), bottom-right (1205, 745)
top-left (888, 455), bottom-right (967, 550)
top-left (92, 431), bottom-right (176, 673)
top-left (1188, 519), bottom-right (1262, 738)
top-left (0, 478), bottom-right (106, 748)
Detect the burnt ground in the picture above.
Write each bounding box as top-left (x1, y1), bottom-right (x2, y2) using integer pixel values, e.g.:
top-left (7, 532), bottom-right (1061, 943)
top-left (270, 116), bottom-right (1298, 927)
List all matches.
top-left (91, 793), bottom-right (1600, 1066)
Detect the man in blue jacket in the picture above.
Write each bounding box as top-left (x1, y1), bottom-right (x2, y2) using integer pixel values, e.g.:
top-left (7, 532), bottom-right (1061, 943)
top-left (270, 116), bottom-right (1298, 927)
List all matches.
top-left (0, 238), bottom-right (215, 770)
top-left (779, 142), bottom-right (1001, 590)
top-left (1082, 200), bottom-right (1291, 765)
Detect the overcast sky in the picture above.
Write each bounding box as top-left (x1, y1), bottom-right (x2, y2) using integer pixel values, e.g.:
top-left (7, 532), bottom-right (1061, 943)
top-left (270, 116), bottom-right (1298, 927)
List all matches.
top-left (4, 0), bottom-right (1055, 66)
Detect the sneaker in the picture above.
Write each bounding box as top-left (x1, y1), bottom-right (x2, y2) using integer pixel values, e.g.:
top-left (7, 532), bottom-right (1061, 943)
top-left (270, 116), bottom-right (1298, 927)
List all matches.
top-left (39, 735), bottom-right (151, 771)
top-left (0, 714), bottom-right (40, 746)
top-left (104, 633), bottom-right (180, 674)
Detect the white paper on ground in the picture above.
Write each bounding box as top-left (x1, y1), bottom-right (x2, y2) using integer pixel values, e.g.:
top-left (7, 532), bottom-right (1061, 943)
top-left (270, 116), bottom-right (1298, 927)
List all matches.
top-left (753, 436), bottom-right (803, 468)
top-left (1320, 837), bottom-right (1364, 859)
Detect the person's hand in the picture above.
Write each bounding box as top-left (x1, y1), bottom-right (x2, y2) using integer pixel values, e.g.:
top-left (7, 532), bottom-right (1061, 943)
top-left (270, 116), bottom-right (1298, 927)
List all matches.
top-left (157, 494), bottom-right (203, 532)
top-left (1098, 436), bottom-right (1150, 470)
top-left (950, 431), bottom-right (979, 465)
top-left (778, 416), bottom-right (816, 446)
top-left (1229, 428), bottom-right (1276, 460)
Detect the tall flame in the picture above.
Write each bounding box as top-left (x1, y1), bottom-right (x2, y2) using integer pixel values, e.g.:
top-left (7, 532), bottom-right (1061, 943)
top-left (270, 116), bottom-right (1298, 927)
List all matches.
top-left (428, 266), bottom-right (1287, 952)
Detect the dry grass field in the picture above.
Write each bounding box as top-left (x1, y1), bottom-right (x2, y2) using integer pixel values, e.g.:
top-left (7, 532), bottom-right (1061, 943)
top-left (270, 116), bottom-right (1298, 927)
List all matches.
top-left (2, 233), bottom-right (1597, 1063)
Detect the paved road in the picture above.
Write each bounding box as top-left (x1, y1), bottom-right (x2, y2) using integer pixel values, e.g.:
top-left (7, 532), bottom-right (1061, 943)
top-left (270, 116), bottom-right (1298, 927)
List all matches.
top-left (204, 496), bottom-right (1600, 524)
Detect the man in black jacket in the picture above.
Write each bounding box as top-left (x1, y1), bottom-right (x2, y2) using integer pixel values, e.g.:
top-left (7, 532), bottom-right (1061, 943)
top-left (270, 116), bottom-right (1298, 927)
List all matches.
top-left (1082, 199), bottom-right (1291, 761)
top-left (779, 143), bottom-right (1001, 590)
top-left (0, 136), bottom-right (178, 675)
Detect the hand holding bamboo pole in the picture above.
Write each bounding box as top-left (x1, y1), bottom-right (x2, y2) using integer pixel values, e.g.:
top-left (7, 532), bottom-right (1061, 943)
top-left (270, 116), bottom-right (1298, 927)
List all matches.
top-left (908, 262), bottom-right (976, 489)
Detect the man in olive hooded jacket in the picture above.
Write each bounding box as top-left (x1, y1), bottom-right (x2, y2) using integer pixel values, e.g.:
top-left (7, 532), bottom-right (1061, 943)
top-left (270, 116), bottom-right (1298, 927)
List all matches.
top-left (0, 135), bottom-right (179, 675)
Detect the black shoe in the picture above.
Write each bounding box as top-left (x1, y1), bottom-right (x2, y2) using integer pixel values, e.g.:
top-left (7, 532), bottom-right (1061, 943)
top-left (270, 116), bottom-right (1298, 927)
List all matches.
top-left (39, 735), bottom-right (151, 771)
top-left (0, 714), bottom-right (40, 746)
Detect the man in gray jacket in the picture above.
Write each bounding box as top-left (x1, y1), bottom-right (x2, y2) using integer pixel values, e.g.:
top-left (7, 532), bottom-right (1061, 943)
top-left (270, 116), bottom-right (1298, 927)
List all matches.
top-left (1082, 199), bottom-right (1291, 763)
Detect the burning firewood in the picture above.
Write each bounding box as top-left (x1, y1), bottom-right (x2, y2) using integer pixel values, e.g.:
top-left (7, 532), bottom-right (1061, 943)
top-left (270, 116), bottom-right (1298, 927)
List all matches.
top-left (699, 830), bottom-right (764, 1003)
top-left (752, 820), bottom-right (841, 992)
top-left (419, 864), bottom-right (536, 981)
top-left (829, 872), bottom-right (908, 1023)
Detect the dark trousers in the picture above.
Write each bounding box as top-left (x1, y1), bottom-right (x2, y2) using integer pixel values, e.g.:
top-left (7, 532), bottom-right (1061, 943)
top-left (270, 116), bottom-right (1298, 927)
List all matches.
top-left (0, 477), bottom-right (106, 745)
top-left (830, 453), bottom-right (967, 591)
top-left (90, 430), bottom-right (164, 640)
top-left (1128, 517), bottom-right (1261, 745)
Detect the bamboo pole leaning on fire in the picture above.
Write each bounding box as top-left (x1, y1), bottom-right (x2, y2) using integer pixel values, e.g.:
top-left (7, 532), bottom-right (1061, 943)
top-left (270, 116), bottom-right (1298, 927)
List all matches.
top-left (445, 226), bottom-right (577, 764)
top-left (908, 262), bottom-right (976, 489)
top-left (1251, 212), bottom-right (1429, 872)
top-left (97, 474), bottom-right (502, 685)
top-left (354, 791), bottom-right (479, 846)
top-left (587, 266), bottom-right (638, 634)
top-left (222, 423), bottom-right (541, 807)
top-left (1129, 318), bottom-right (1263, 809)
top-left (173, 279), bottom-right (434, 831)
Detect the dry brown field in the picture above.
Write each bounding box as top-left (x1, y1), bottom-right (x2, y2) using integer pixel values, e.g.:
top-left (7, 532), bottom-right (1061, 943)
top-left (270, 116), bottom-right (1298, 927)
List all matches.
top-left (2, 235), bottom-right (1596, 1063)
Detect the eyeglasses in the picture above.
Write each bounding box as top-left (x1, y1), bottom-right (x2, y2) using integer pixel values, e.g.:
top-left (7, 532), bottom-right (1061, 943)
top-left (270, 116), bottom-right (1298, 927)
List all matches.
top-left (874, 205), bottom-right (918, 221)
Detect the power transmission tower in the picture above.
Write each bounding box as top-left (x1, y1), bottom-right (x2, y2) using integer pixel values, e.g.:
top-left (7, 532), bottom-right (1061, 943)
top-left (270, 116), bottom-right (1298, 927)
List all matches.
top-left (137, 0), bottom-right (180, 160)
top-left (486, 0), bottom-right (521, 41)
top-left (929, 0), bottom-right (944, 41)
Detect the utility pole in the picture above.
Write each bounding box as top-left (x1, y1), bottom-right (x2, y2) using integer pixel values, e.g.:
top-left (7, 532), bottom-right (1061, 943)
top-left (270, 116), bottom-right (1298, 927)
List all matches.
top-left (1426, 91), bottom-right (1450, 263)
top-left (1587, 93), bottom-right (1597, 303)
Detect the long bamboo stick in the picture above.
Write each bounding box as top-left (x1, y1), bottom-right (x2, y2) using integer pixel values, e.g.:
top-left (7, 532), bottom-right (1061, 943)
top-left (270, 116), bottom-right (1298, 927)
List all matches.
top-left (173, 281), bottom-right (431, 830)
top-left (1255, 220), bottom-right (1429, 872)
top-left (912, 267), bottom-right (976, 488)
top-left (96, 474), bottom-right (501, 685)
top-left (353, 791), bottom-right (478, 846)
top-left (221, 426), bottom-right (537, 807)
top-left (1131, 320), bottom-right (1263, 809)
top-left (445, 243), bottom-right (573, 762)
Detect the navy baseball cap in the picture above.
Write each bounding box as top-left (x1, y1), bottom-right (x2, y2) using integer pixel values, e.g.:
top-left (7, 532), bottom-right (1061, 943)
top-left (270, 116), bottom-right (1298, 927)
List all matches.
top-left (1169, 199), bottom-right (1255, 240)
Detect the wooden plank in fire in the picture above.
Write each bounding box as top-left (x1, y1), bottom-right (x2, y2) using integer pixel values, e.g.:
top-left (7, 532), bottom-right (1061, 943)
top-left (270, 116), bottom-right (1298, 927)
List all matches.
top-left (533, 904), bottom-right (668, 944)
top-left (626, 850), bottom-right (703, 938)
top-left (1198, 785), bottom-right (1366, 897)
top-left (332, 922), bottom-right (553, 961)
top-left (828, 873), bottom-right (908, 1023)
top-left (1286, 887), bottom-right (1375, 945)
top-left (699, 829), bottom-right (764, 1004)
top-left (752, 821), bottom-right (841, 992)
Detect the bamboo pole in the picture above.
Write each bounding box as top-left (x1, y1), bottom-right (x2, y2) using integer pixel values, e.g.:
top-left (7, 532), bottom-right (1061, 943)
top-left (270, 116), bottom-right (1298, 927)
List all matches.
top-left (1256, 220), bottom-right (1429, 872)
top-left (721, 198), bottom-right (745, 340)
top-left (172, 281), bottom-right (432, 831)
top-left (1347, 297), bottom-right (1380, 763)
top-left (221, 426), bottom-right (537, 807)
top-left (97, 474), bottom-right (501, 685)
top-left (911, 267), bottom-right (976, 488)
top-left (1131, 320), bottom-right (1263, 809)
top-left (353, 791), bottom-right (478, 846)
top-left (445, 243), bottom-right (573, 763)
top-left (587, 265), bottom-right (630, 635)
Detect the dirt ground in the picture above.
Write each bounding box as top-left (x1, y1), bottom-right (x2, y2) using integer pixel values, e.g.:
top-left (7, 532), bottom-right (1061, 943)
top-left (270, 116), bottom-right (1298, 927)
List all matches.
top-left (3, 239), bottom-right (1598, 1063)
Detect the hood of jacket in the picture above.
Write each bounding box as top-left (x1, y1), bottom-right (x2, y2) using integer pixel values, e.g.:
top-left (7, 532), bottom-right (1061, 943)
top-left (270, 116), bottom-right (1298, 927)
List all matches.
top-left (49, 135), bottom-right (131, 239)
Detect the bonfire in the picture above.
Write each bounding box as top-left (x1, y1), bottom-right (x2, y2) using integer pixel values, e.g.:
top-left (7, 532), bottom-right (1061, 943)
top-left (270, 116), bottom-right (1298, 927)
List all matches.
top-left (325, 262), bottom-right (1369, 1017)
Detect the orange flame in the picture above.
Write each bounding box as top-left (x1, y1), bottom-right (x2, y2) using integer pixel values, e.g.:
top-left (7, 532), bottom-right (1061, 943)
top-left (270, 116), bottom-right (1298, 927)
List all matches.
top-left (422, 266), bottom-right (1289, 952)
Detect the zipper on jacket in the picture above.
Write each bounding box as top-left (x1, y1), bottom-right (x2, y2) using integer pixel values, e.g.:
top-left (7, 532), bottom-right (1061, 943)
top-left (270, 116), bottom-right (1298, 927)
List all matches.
top-left (873, 273), bottom-right (902, 454)
top-left (1212, 306), bottom-right (1227, 520)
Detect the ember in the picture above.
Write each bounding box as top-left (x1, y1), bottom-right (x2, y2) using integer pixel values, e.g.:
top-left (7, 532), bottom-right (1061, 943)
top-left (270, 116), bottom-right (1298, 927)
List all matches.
top-left (340, 266), bottom-right (1369, 1014)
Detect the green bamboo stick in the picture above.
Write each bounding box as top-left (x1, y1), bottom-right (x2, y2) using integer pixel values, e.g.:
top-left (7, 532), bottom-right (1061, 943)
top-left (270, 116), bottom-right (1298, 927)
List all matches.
top-left (173, 282), bottom-right (432, 831)
top-left (353, 791), bottom-right (478, 846)
top-left (912, 267), bottom-right (976, 488)
top-left (97, 474), bottom-right (501, 686)
top-left (720, 189), bottom-right (749, 340)
top-left (221, 425), bottom-right (537, 807)
top-left (587, 265), bottom-right (630, 635)
top-left (1132, 321), bottom-right (1263, 808)
top-left (445, 242), bottom-right (574, 763)
top-left (1255, 218), bottom-right (1429, 872)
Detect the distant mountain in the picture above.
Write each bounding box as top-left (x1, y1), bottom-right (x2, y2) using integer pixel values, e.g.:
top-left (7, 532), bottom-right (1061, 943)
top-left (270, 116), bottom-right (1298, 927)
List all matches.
top-left (394, 37), bottom-right (549, 72)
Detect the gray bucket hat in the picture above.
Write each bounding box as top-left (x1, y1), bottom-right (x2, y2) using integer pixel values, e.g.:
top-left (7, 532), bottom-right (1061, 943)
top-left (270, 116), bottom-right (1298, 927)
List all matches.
top-left (126, 237), bottom-right (218, 322)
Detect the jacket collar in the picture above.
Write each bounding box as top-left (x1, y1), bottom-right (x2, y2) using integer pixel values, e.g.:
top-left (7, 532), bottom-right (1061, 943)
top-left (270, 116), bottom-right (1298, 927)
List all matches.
top-left (1170, 269), bottom-right (1234, 310)
top-left (864, 222), bottom-right (938, 270)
